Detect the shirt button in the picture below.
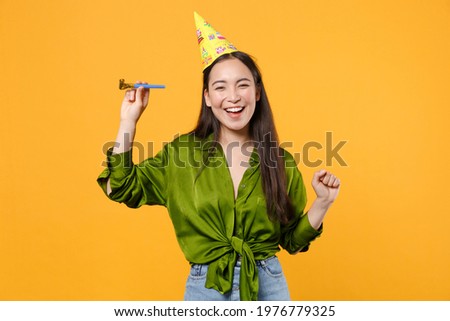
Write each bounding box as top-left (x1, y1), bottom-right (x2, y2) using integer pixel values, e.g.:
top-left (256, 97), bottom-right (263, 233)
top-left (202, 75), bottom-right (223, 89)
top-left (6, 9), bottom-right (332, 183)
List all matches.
top-left (240, 184), bottom-right (246, 189)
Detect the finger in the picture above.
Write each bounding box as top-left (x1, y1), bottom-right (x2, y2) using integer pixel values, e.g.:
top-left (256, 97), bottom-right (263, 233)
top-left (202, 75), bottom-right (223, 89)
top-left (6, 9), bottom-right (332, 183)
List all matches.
top-left (332, 178), bottom-right (341, 188)
top-left (312, 170), bottom-right (326, 186)
top-left (323, 175), bottom-right (333, 186)
top-left (314, 169), bottom-right (327, 181)
top-left (135, 80), bottom-right (144, 93)
top-left (125, 89), bottom-right (136, 102)
top-left (327, 175), bottom-right (338, 187)
top-left (136, 86), bottom-right (149, 106)
top-left (321, 173), bottom-right (332, 185)
top-left (142, 81), bottom-right (149, 96)
top-left (142, 88), bottom-right (150, 106)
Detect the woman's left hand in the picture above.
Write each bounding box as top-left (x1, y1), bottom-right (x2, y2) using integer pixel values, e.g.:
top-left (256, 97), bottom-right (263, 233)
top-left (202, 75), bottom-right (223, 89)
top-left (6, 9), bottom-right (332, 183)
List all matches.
top-left (312, 169), bottom-right (341, 204)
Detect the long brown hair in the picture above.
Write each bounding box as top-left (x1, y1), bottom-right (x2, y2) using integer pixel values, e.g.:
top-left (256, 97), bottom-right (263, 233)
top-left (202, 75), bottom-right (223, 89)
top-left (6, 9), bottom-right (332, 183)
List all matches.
top-left (191, 51), bottom-right (294, 224)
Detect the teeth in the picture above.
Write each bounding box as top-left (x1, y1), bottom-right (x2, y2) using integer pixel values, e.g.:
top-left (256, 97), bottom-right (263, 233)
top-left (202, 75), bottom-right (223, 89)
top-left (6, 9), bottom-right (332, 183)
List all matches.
top-left (225, 107), bottom-right (244, 113)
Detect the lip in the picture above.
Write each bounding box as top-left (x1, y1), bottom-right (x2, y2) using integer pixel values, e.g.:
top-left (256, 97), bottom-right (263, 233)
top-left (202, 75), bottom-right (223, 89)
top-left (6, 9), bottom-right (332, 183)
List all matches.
top-left (224, 106), bottom-right (244, 112)
top-left (223, 106), bottom-right (245, 119)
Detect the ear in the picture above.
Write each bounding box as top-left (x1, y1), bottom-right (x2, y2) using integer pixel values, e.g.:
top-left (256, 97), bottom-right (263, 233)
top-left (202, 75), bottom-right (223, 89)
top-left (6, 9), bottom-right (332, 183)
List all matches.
top-left (256, 84), bottom-right (261, 102)
top-left (204, 89), bottom-right (212, 107)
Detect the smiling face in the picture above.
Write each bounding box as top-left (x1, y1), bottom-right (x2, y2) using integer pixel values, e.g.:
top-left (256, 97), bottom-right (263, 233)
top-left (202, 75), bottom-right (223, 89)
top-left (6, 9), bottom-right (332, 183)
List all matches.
top-left (204, 58), bottom-right (261, 140)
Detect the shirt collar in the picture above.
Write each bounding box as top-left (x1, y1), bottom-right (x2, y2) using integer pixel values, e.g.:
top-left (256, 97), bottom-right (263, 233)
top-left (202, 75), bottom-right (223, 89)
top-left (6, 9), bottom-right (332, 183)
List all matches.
top-left (200, 132), bottom-right (218, 151)
top-left (200, 133), bottom-right (260, 167)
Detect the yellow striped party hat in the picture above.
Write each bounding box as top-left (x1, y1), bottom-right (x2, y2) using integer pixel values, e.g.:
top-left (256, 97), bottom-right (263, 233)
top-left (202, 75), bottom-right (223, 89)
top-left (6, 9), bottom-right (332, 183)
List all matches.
top-left (194, 12), bottom-right (238, 70)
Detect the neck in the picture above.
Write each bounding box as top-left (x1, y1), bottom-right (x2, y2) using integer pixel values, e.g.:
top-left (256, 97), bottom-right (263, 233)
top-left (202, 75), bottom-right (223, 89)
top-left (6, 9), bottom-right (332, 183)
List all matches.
top-left (218, 126), bottom-right (251, 147)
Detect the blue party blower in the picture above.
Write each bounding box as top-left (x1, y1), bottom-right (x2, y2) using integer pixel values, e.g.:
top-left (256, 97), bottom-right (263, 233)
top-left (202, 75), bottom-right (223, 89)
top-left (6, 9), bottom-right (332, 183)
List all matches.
top-left (119, 79), bottom-right (165, 90)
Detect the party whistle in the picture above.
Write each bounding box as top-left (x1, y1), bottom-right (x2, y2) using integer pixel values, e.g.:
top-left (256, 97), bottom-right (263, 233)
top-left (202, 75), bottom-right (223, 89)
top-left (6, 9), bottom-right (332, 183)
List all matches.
top-left (119, 79), bottom-right (166, 90)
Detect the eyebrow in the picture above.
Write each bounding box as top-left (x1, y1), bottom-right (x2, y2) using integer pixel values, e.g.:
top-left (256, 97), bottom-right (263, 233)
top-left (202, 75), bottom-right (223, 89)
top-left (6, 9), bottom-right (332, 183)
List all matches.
top-left (211, 78), bottom-right (252, 86)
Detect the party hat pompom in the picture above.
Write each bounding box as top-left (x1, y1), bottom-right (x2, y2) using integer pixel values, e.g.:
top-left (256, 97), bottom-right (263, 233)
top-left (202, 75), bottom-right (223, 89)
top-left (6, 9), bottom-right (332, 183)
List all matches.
top-left (194, 12), bottom-right (238, 70)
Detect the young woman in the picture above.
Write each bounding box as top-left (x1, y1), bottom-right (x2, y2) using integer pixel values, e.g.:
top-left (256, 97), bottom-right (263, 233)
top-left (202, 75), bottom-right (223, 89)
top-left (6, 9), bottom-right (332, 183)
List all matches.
top-left (97, 15), bottom-right (340, 301)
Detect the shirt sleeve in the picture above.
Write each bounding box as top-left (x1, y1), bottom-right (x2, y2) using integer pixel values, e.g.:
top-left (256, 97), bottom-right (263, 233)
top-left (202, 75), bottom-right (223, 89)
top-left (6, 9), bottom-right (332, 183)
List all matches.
top-left (279, 151), bottom-right (323, 254)
top-left (96, 144), bottom-right (168, 208)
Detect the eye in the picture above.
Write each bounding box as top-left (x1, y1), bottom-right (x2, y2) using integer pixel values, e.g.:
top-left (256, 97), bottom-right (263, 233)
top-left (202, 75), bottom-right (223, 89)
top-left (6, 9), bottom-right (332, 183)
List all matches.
top-left (214, 86), bottom-right (225, 91)
top-left (239, 83), bottom-right (250, 88)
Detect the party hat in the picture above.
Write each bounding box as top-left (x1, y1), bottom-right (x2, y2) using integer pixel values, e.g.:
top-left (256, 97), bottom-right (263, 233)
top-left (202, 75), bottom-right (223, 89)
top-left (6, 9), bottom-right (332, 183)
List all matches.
top-left (194, 12), bottom-right (238, 70)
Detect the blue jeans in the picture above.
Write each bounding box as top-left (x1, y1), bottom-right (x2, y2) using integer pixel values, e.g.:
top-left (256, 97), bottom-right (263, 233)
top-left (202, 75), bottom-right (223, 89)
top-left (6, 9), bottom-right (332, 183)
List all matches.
top-left (184, 256), bottom-right (291, 301)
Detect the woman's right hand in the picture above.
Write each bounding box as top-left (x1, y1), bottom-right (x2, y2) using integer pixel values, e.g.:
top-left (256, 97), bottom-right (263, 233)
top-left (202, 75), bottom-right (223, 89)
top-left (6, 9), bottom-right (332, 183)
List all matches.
top-left (120, 81), bottom-right (150, 126)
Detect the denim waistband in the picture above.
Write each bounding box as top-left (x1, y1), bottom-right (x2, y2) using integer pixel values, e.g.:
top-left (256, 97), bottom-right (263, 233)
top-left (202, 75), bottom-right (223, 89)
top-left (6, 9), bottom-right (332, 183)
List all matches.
top-left (236, 255), bottom-right (277, 267)
top-left (190, 255), bottom-right (277, 267)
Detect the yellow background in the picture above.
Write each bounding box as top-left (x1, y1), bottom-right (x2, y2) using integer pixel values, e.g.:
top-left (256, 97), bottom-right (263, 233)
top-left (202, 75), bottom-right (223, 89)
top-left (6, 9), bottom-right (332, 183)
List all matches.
top-left (1, 0), bottom-right (449, 300)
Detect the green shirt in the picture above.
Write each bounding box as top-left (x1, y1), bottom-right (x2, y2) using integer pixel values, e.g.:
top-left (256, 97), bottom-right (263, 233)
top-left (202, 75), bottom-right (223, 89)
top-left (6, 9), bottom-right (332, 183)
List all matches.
top-left (97, 133), bottom-right (322, 300)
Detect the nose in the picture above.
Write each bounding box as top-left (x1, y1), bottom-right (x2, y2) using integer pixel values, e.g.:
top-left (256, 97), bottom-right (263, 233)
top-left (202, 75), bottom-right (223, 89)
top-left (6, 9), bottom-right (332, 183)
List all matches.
top-left (227, 88), bottom-right (240, 103)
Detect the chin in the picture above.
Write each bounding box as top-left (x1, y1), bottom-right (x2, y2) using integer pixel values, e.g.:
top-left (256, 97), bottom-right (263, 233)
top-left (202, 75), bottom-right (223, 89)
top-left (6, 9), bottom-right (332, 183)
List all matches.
top-left (222, 122), bottom-right (251, 133)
